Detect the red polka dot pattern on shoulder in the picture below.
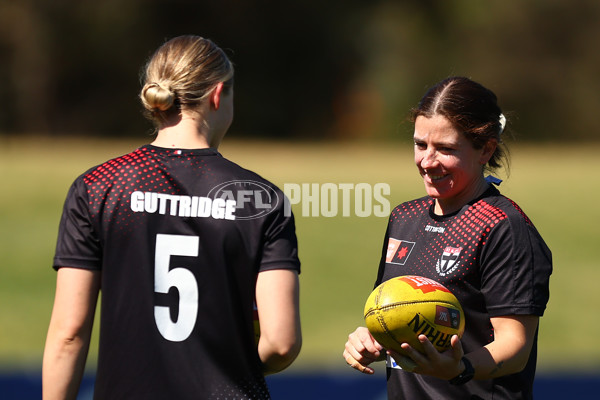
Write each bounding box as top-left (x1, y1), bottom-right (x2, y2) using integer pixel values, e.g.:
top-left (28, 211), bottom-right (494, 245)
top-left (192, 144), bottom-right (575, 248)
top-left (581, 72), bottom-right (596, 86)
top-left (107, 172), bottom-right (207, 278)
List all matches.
top-left (390, 198), bottom-right (431, 222)
top-left (81, 147), bottom-right (210, 232)
top-left (504, 196), bottom-right (533, 226)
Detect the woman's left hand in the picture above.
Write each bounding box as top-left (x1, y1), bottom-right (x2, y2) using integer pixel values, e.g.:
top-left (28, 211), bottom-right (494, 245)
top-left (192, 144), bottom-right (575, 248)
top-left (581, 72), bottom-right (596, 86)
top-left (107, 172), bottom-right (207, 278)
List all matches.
top-left (388, 334), bottom-right (465, 380)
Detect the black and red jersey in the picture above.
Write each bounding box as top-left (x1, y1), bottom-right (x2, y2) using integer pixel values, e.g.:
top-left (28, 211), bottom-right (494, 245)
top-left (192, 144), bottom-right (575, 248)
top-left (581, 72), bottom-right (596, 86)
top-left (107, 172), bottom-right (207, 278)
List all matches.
top-left (53, 145), bottom-right (300, 399)
top-left (376, 186), bottom-right (551, 400)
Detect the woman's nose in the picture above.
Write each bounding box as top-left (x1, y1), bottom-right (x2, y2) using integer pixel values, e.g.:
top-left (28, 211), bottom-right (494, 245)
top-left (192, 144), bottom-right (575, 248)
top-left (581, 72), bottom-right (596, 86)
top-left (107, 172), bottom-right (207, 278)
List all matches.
top-left (420, 149), bottom-right (437, 169)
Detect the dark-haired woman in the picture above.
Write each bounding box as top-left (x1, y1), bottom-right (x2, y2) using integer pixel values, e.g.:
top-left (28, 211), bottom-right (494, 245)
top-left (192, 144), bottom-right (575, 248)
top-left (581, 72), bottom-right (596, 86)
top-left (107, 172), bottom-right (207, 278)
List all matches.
top-left (343, 77), bottom-right (551, 399)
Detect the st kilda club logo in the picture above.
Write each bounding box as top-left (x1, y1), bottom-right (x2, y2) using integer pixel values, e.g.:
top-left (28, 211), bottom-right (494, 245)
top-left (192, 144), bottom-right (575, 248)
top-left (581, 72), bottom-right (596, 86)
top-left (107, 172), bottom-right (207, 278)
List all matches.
top-left (436, 246), bottom-right (463, 277)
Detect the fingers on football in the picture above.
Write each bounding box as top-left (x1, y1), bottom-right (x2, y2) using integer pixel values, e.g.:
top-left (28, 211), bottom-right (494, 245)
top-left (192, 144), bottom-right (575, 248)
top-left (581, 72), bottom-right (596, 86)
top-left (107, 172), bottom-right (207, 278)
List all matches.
top-left (342, 349), bottom-right (374, 374)
top-left (450, 334), bottom-right (464, 359)
top-left (350, 328), bottom-right (382, 355)
top-left (398, 342), bottom-right (425, 364)
top-left (343, 328), bottom-right (382, 374)
top-left (417, 334), bottom-right (439, 357)
top-left (345, 335), bottom-right (379, 364)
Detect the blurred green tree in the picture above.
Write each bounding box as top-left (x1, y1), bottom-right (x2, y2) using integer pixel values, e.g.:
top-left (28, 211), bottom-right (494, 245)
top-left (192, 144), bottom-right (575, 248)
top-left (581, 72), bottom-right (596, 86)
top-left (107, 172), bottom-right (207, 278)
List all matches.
top-left (0, 0), bottom-right (599, 141)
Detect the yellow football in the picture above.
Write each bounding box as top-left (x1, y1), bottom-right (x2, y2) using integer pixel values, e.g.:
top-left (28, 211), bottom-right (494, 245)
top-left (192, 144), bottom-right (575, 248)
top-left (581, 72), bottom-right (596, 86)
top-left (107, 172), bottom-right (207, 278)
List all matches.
top-left (364, 275), bottom-right (465, 353)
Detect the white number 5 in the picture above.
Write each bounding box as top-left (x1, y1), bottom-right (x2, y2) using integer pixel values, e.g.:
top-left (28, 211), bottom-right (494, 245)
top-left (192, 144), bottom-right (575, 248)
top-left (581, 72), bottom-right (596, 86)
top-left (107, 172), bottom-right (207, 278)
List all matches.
top-left (154, 233), bottom-right (199, 342)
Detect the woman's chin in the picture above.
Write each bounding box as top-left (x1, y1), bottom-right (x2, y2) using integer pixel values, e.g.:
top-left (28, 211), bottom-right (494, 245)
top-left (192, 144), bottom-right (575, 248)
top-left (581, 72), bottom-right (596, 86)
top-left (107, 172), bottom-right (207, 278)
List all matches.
top-left (423, 183), bottom-right (445, 199)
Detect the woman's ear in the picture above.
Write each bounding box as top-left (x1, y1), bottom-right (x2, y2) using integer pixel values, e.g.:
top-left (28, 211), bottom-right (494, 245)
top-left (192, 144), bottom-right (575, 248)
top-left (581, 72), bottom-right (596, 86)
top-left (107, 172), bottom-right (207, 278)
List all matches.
top-left (480, 139), bottom-right (498, 165)
top-left (210, 82), bottom-right (225, 110)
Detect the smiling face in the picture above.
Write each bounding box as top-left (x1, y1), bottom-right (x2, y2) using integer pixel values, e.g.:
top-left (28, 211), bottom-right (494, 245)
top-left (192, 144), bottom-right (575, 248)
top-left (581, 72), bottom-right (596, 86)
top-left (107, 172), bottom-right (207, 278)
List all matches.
top-left (413, 115), bottom-right (496, 215)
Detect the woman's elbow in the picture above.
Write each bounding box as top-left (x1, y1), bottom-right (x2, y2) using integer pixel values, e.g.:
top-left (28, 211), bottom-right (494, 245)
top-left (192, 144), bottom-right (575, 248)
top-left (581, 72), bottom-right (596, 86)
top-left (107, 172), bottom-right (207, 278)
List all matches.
top-left (512, 349), bottom-right (532, 373)
top-left (272, 332), bottom-right (302, 361)
top-left (282, 335), bottom-right (302, 362)
top-left (259, 334), bottom-right (302, 374)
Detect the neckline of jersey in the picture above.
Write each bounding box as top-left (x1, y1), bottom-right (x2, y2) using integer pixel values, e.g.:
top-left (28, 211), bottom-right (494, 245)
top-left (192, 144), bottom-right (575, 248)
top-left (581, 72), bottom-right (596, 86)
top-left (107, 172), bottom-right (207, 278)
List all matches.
top-left (428, 185), bottom-right (499, 221)
top-left (141, 144), bottom-right (221, 157)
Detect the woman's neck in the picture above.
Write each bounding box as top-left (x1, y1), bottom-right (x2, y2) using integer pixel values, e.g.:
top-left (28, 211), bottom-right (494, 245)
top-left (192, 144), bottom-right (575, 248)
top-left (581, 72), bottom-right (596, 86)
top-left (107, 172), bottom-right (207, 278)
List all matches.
top-left (151, 115), bottom-right (217, 149)
top-left (433, 177), bottom-right (490, 216)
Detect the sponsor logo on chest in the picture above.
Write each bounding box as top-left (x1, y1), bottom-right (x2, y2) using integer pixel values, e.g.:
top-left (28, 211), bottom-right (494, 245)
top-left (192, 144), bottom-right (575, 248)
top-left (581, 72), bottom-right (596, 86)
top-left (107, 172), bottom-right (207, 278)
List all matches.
top-left (425, 224), bottom-right (445, 234)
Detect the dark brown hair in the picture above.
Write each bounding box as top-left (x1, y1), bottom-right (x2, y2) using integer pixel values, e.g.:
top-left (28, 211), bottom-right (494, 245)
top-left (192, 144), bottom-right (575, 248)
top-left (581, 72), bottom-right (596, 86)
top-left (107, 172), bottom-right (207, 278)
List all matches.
top-left (411, 76), bottom-right (509, 173)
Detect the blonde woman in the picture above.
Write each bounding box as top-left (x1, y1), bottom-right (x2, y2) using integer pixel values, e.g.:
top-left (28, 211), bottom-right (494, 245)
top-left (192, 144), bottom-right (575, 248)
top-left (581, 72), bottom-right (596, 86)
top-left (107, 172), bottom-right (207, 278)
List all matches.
top-left (43, 35), bottom-right (301, 400)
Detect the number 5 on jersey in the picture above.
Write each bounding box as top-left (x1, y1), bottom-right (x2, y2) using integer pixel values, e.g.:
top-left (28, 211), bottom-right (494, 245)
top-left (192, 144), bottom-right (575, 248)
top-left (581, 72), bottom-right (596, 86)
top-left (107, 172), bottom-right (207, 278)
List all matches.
top-left (154, 234), bottom-right (199, 342)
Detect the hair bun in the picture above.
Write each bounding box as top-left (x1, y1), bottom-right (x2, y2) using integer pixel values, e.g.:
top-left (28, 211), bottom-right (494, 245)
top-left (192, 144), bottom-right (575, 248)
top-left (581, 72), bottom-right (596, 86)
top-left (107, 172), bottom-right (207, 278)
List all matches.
top-left (141, 82), bottom-right (175, 111)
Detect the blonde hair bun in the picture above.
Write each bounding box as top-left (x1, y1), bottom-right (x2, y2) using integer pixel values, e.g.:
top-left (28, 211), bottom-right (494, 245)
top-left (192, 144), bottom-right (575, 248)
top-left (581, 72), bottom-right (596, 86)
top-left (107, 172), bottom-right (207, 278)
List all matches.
top-left (140, 35), bottom-right (234, 127)
top-left (141, 82), bottom-right (175, 111)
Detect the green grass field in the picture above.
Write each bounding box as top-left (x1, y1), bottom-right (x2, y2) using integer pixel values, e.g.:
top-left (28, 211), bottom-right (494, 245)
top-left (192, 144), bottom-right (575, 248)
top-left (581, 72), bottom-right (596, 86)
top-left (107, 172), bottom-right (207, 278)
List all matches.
top-left (1, 135), bottom-right (598, 374)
